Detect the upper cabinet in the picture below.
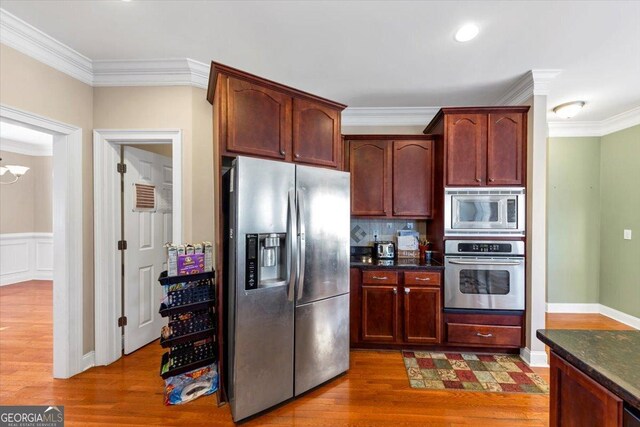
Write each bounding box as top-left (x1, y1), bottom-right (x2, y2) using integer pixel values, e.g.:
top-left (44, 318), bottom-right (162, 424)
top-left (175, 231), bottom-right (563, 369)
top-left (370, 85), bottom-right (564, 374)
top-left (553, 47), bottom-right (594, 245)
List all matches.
top-left (345, 135), bottom-right (435, 218)
top-left (424, 107), bottom-right (529, 187)
top-left (208, 62), bottom-right (346, 169)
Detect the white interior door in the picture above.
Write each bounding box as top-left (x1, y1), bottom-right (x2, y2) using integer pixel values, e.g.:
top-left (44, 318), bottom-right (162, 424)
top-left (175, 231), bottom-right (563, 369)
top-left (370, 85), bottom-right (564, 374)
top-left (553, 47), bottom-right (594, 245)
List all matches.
top-left (123, 146), bottom-right (173, 354)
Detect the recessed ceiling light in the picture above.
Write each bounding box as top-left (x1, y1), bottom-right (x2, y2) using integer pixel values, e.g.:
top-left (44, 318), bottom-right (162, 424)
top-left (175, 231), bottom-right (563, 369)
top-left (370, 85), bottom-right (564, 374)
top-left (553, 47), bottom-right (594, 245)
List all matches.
top-left (553, 101), bottom-right (586, 119)
top-left (455, 24), bottom-right (479, 42)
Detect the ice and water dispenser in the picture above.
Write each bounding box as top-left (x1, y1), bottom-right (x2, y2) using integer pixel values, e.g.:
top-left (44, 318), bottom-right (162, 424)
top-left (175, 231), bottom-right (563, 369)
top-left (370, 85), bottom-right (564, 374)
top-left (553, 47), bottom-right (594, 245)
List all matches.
top-left (245, 233), bottom-right (287, 290)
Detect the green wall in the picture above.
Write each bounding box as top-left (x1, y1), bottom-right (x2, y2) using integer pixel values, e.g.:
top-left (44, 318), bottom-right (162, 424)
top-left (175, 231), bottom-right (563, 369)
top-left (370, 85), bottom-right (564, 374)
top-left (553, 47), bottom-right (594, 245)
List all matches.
top-left (547, 137), bottom-right (601, 304)
top-left (547, 124), bottom-right (640, 318)
top-left (599, 125), bottom-right (640, 317)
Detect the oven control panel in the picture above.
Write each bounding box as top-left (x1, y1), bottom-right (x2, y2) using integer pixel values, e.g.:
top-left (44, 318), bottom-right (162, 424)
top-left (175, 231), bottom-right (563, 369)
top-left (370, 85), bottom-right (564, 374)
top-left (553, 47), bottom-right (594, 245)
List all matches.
top-left (445, 240), bottom-right (525, 256)
top-left (458, 243), bottom-right (512, 253)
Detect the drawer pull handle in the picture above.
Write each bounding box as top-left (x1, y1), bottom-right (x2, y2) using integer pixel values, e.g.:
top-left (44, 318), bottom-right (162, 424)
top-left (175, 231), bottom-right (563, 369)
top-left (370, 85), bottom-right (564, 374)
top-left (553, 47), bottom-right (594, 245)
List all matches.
top-left (476, 332), bottom-right (493, 338)
top-left (372, 276), bottom-right (388, 280)
top-left (415, 277), bottom-right (431, 281)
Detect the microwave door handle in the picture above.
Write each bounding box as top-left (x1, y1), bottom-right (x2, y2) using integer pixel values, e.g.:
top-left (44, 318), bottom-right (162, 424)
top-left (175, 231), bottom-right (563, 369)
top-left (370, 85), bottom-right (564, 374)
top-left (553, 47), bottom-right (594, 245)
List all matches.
top-left (296, 189), bottom-right (306, 301)
top-left (448, 260), bottom-right (522, 266)
top-left (286, 189), bottom-right (297, 301)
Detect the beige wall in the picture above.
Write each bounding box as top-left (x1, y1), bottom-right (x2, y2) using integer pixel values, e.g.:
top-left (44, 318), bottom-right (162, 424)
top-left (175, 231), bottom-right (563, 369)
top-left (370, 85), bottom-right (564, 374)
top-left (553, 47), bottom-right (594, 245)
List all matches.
top-left (0, 150), bottom-right (53, 233)
top-left (0, 44), bottom-right (95, 354)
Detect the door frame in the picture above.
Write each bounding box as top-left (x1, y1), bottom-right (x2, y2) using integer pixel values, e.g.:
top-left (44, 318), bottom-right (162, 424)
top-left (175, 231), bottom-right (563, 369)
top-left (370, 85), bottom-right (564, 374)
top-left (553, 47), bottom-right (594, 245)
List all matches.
top-left (93, 129), bottom-right (182, 366)
top-left (0, 104), bottom-right (84, 379)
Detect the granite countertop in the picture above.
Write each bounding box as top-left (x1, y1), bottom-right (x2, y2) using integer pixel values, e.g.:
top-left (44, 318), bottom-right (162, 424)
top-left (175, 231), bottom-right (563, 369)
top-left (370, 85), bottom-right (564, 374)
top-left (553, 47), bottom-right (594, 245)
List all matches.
top-left (350, 256), bottom-right (444, 270)
top-left (537, 329), bottom-right (640, 410)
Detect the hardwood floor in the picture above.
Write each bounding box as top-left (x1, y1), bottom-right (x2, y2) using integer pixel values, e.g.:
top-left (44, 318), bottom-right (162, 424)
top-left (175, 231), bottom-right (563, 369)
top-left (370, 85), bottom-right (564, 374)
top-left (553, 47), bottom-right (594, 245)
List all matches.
top-left (0, 281), bottom-right (634, 426)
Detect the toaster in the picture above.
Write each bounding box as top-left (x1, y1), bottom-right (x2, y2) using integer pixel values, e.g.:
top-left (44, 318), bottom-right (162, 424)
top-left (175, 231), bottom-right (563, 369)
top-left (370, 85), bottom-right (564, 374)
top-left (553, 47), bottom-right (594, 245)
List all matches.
top-left (373, 241), bottom-right (395, 260)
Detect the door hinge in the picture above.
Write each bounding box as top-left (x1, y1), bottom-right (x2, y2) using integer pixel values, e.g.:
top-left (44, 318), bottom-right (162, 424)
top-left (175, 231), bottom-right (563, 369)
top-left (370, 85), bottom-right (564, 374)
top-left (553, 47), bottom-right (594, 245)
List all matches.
top-left (118, 316), bottom-right (128, 327)
top-left (117, 163), bottom-right (127, 174)
top-left (117, 240), bottom-right (128, 250)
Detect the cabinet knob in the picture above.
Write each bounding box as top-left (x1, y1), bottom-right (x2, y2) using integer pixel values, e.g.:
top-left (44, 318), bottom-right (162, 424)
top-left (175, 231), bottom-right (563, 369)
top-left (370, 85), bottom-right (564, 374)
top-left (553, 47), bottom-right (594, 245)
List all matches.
top-left (404, 288), bottom-right (410, 294)
top-left (280, 149), bottom-right (286, 156)
top-left (294, 153), bottom-right (300, 159)
top-left (476, 178), bottom-right (481, 182)
top-left (489, 178), bottom-right (495, 182)
top-left (393, 287), bottom-right (397, 295)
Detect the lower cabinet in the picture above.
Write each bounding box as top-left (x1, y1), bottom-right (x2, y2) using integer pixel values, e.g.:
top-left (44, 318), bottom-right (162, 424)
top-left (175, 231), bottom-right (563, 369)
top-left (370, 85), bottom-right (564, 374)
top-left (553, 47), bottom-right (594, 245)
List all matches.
top-left (403, 286), bottom-right (441, 344)
top-left (358, 269), bottom-right (442, 346)
top-left (362, 285), bottom-right (398, 342)
top-left (444, 312), bottom-right (524, 348)
top-left (550, 351), bottom-right (623, 427)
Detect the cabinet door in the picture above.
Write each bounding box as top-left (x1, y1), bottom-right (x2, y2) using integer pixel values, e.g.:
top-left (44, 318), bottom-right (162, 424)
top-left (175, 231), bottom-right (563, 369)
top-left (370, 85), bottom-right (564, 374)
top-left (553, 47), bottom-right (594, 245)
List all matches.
top-left (487, 112), bottom-right (525, 186)
top-left (445, 114), bottom-right (487, 186)
top-left (349, 268), bottom-right (362, 346)
top-left (362, 285), bottom-right (398, 342)
top-left (226, 76), bottom-right (292, 160)
top-left (348, 141), bottom-right (391, 216)
top-left (403, 287), bottom-right (441, 344)
top-left (293, 98), bottom-right (340, 168)
top-left (392, 140), bottom-right (433, 217)
top-left (550, 352), bottom-right (622, 427)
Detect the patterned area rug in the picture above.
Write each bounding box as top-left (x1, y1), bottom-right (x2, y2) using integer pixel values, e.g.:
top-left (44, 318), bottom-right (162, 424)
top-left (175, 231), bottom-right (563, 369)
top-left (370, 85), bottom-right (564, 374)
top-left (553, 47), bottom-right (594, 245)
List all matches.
top-left (402, 351), bottom-right (549, 394)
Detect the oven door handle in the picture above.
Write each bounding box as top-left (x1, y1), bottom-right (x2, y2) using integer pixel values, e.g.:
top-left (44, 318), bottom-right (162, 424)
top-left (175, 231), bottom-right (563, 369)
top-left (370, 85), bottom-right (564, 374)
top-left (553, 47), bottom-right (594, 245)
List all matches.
top-left (448, 260), bottom-right (522, 266)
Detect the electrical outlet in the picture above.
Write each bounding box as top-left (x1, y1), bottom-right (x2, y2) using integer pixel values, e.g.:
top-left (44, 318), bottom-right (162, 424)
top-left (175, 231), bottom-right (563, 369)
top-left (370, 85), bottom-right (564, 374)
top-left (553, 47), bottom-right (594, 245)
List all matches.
top-left (386, 222), bottom-right (393, 230)
top-left (372, 230), bottom-right (379, 240)
top-left (624, 229), bottom-right (632, 240)
top-left (407, 222), bottom-right (414, 230)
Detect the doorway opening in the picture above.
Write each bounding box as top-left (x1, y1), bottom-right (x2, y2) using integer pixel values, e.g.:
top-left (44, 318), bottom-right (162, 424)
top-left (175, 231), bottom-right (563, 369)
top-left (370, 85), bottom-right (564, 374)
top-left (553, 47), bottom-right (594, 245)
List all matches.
top-left (0, 105), bottom-right (84, 379)
top-left (93, 130), bottom-right (182, 366)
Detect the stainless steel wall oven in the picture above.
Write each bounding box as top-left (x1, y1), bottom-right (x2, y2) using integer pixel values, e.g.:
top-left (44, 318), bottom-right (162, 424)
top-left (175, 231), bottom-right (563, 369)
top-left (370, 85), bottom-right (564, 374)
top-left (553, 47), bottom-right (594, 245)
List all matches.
top-left (444, 240), bottom-right (525, 311)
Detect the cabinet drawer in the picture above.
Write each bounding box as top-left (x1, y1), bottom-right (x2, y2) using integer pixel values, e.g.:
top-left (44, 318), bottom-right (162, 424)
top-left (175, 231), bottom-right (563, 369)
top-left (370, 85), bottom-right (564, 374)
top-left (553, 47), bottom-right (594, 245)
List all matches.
top-left (404, 271), bottom-right (441, 286)
top-left (447, 323), bottom-right (522, 347)
top-left (362, 271), bottom-right (398, 285)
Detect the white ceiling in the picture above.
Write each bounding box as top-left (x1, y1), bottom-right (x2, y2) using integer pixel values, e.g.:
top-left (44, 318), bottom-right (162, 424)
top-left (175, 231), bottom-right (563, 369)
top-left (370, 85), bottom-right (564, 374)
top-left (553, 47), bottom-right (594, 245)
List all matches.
top-left (1, 1), bottom-right (639, 122)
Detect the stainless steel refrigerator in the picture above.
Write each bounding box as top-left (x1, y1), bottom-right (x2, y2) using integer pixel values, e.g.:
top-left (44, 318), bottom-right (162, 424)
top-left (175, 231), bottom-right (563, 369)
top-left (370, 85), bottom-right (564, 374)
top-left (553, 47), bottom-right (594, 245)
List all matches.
top-left (223, 156), bottom-right (350, 422)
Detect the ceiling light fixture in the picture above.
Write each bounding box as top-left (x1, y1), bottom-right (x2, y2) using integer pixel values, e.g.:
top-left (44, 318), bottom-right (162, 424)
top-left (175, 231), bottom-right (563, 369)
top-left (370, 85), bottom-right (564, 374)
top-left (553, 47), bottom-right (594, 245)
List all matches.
top-left (455, 24), bottom-right (479, 42)
top-left (553, 101), bottom-right (586, 119)
top-left (0, 158), bottom-right (30, 185)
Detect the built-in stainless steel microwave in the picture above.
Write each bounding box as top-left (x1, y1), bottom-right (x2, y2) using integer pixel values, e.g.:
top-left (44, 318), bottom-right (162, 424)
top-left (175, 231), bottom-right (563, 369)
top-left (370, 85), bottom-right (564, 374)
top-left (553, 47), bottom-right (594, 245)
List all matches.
top-left (444, 187), bottom-right (525, 237)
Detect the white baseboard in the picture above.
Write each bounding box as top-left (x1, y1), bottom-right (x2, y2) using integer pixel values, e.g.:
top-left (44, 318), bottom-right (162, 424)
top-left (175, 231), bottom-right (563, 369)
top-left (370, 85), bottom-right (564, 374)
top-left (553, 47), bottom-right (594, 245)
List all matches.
top-left (82, 351), bottom-right (95, 372)
top-left (546, 303), bottom-right (600, 313)
top-left (520, 347), bottom-right (549, 367)
top-left (546, 302), bottom-right (640, 329)
top-left (0, 233), bottom-right (53, 286)
top-left (599, 305), bottom-right (640, 329)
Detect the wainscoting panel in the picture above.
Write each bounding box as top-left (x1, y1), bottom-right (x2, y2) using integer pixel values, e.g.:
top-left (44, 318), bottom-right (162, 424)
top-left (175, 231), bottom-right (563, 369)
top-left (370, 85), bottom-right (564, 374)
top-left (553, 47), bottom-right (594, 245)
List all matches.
top-left (0, 233), bottom-right (53, 285)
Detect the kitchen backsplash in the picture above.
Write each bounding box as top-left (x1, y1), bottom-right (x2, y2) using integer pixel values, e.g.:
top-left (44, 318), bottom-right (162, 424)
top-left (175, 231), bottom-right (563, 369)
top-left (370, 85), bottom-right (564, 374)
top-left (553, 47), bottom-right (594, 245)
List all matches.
top-left (350, 219), bottom-right (427, 246)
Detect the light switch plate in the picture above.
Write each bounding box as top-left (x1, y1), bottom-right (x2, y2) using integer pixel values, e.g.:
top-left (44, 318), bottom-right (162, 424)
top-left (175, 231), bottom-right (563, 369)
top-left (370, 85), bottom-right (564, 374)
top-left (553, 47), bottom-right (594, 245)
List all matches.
top-left (624, 229), bottom-right (632, 240)
top-left (407, 222), bottom-right (414, 229)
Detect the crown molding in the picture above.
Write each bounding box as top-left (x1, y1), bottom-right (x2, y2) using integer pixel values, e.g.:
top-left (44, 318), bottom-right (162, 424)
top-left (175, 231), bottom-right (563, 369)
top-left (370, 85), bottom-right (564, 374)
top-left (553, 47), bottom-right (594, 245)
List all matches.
top-left (496, 69), bottom-right (562, 106)
top-left (0, 137), bottom-right (52, 156)
top-left (92, 58), bottom-right (209, 88)
top-left (548, 105), bottom-right (640, 137)
top-left (342, 107), bottom-right (440, 127)
top-left (1, 8), bottom-right (210, 88)
top-left (0, 8), bottom-right (93, 85)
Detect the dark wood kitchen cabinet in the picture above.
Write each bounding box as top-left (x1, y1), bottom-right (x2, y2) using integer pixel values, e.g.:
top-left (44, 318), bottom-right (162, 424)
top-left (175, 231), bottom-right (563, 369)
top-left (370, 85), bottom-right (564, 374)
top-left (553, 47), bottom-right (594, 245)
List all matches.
top-left (345, 135), bottom-right (435, 218)
top-left (393, 140), bottom-right (434, 217)
top-left (348, 140), bottom-right (391, 216)
top-left (208, 61), bottom-right (346, 169)
top-left (225, 76), bottom-right (292, 160)
top-left (354, 269), bottom-right (442, 347)
top-left (550, 351), bottom-right (623, 427)
top-left (361, 285), bottom-right (399, 343)
top-left (424, 107), bottom-right (529, 187)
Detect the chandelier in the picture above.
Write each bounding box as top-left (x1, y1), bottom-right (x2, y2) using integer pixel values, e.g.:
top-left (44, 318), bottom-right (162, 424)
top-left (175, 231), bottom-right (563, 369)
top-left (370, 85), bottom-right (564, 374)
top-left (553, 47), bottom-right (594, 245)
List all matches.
top-left (0, 157), bottom-right (30, 184)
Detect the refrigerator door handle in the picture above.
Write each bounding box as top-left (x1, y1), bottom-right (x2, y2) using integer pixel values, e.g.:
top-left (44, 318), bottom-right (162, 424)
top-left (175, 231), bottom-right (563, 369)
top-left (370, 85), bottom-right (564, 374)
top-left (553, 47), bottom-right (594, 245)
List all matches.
top-left (296, 189), bottom-right (306, 300)
top-left (286, 188), bottom-right (297, 301)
